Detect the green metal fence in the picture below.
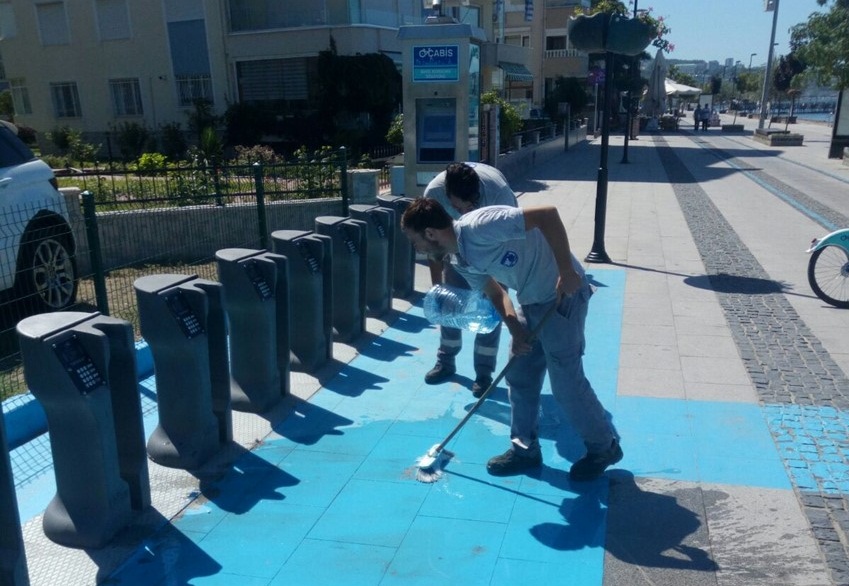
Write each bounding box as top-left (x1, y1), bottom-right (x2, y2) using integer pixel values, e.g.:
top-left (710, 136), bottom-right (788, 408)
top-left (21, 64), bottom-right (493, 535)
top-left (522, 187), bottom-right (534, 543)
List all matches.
top-left (0, 149), bottom-right (350, 401)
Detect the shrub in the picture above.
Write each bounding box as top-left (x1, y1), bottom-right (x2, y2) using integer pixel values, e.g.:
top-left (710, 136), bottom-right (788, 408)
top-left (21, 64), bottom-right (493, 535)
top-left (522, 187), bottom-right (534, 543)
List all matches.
top-left (114, 122), bottom-right (151, 162)
top-left (232, 144), bottom-right (281, 166)
top-left (47, 126), bottom-right (74, 154)
top-left (15, 125), bottom-right (37, 145)
top-left (160, 122), bottom-right (188, 160)
top-left (135, 152), bottom-right (168, 175)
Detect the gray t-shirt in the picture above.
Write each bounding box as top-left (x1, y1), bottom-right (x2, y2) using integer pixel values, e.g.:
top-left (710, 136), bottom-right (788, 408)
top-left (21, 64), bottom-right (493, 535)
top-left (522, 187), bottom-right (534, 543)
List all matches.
top-left (452, 206), bottom-right (585, 306)
top-left (423, 162), bottom-right (517, 219)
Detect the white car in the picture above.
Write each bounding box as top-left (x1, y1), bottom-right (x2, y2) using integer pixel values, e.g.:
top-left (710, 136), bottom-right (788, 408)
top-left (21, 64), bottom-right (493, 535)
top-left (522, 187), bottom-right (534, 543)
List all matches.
top-left (0, 121), bottom-right (77, 312)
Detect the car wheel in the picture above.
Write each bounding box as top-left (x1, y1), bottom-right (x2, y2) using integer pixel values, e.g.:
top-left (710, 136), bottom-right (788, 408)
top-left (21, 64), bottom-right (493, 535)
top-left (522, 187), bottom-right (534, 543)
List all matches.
top-left (18, 227), bottom-right (78, 312)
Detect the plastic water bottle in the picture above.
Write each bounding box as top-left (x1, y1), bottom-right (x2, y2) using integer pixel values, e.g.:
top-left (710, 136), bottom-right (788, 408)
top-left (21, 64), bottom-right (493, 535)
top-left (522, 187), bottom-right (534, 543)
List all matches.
top-left (422, 284), bottom-right (501, 334)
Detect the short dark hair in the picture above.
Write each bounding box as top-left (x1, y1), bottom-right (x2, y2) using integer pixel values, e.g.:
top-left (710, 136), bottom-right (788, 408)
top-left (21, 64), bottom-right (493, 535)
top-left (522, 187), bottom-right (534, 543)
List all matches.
top-left (401, 197), bottom-right (453, 233)
top-left (444, 163), bottom-right (480, 206)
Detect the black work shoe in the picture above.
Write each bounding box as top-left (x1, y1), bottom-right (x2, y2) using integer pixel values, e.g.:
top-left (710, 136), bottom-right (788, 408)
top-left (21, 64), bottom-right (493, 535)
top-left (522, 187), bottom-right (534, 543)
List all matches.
top-left (486, 447), bottom-right (543, 476)
top-left (569, 440), bottom-right (623, 481)
top-left (472, 375), bottom-right (493, 398)
top-left (424, 362), bottom-right (455, 385)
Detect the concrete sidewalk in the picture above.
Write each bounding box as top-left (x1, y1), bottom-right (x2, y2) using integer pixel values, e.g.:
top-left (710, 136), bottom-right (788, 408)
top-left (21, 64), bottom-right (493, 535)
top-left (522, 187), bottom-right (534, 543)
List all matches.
top-left (13, 115), bottom-right (849, 585)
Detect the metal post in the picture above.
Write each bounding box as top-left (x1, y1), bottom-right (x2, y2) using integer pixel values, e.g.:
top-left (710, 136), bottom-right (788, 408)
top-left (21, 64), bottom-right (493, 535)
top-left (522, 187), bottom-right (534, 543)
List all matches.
top-left (620, 0), bottom-right (638, 164)
top-left (758, 0), bottom-right (780, 130)
top-left (82, 191), bottom-right (110, 315)
top-left (339, 147), bottom-right (349, 216)
top-left (586, 49), bottom-right (614, 264)
top-left (253, 163), bottom-right (269, 250)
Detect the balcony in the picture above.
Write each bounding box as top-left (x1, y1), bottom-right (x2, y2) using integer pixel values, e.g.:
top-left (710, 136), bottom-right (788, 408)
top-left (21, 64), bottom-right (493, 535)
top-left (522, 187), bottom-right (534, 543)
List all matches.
top-left (544, 48), bottom-right (583, 59)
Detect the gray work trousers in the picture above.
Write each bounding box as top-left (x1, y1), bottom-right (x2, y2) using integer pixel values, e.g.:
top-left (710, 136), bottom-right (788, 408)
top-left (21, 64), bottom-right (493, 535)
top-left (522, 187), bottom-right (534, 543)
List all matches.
top-left (505, 281), bottom-right (618, 455)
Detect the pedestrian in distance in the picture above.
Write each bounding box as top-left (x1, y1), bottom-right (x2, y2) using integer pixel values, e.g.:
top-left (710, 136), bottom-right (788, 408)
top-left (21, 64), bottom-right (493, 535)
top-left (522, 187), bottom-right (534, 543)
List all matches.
top-left (401, 198), bottom-right (622, 481)
top-left (421, 162), bottom-right (517, 398)
top-left (693, 105), bottom-right (702, 130)
top-left (700, 104), bottom-right (710, 131)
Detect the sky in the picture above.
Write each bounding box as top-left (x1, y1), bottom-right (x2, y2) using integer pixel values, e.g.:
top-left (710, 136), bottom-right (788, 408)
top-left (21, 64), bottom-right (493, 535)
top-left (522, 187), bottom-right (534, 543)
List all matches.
top-left (637, 0), bottom-right (827, 66)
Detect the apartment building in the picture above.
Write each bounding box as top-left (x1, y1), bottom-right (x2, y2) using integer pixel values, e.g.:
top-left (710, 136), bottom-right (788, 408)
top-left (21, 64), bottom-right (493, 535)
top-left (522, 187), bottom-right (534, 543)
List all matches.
top-left (0, 0), bottom-right (589, 149)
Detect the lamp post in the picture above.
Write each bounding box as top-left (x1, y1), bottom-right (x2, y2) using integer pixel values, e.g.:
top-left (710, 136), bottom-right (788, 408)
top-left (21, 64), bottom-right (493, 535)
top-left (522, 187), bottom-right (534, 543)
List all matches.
top-left (749, 52), bottom-right (757, 69)
top-left (620, 1), bottom-right (642, 165)
top-left (758, 0), bottom-right (780, 129)
top-left (568, 10), bottom-right (652, 264)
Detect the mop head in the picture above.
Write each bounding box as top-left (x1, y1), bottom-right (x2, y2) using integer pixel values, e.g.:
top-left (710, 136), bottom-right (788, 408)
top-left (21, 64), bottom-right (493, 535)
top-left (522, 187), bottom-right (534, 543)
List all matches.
top-left (415, 444), bottom-right (454, 483)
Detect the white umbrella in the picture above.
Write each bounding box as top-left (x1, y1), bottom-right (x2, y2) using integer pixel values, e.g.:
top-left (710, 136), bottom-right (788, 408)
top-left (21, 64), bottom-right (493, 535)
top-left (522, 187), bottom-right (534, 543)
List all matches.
top-left (665, 79), bottom-right (702, 98)
top-left (644, 49), bottom-right (667, 119)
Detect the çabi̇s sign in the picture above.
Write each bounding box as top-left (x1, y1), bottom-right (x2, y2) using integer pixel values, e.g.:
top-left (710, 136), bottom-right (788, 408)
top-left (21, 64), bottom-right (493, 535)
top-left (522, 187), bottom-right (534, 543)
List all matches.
top-left (412, 45), bottom-right (460, 82)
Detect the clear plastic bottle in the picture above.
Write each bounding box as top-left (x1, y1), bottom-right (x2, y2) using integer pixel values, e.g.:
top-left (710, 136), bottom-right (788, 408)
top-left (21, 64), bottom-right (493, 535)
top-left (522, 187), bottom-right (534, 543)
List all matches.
top-left (422, 284), bottom-right (501, 334)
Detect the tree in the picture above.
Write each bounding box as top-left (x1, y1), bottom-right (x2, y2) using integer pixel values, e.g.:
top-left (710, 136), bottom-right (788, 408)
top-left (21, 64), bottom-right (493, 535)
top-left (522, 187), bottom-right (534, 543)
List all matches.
top-left (668, 65), bottom-right (698, 89)
top-left (315, 41), bottom-right (402, 153)
top-left (545, 77), bottom-right (590, 123)
top-left (772, 52), bottom-right (807, 128)
top-left (0, 90), bottom-right (14, 121)
top-left (789, 0), bottom-right (849, 89)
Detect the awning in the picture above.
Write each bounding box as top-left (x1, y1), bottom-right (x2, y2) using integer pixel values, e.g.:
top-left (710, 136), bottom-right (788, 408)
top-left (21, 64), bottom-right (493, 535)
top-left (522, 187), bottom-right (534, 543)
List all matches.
top-left (500, 62), bottom-right (534, 82)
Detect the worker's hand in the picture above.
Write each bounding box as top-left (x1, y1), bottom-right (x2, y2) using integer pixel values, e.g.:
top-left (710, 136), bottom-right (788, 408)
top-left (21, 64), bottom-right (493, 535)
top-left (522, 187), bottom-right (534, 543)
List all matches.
top-left (556, 269), bottom-right (583, 300)
top-left (507, 320), bottom-right (533, 355)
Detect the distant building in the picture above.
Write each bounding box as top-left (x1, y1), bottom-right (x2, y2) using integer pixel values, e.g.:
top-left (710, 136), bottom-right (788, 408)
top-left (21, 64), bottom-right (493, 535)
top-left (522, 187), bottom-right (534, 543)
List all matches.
top-left (0, 0), bottom-right (591, 152)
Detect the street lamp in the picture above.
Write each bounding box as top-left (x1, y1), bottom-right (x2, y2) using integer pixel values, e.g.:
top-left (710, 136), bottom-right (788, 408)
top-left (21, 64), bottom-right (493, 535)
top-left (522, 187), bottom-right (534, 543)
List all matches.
top-left (758, 0), bottom-right (780, 129)
top-left (749, 52), bottom-right (757, 69)
top-left (620, 1), bottom-right (645, 165)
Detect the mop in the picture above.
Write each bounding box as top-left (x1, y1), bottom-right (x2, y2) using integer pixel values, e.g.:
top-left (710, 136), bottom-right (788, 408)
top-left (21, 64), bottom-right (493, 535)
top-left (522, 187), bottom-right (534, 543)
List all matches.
top-left (415, 303), bottom-right (559, 483)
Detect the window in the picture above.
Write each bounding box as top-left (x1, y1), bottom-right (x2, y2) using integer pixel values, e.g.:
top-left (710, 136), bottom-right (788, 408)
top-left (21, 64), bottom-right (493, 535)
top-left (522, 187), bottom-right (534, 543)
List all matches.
top-left (0, 2), bottom-right (17, 39)
top-left (167, 19), bottom-right (213, 105)
top-left (176, 75), bottom-right (213, 106)
top-left (36, 2), bottom-right (70, 46)
top-left (237, 59), bottom-right (308, 105)
top-left (109, 78), bottom-right (142, 116)
top-left (96, 0), bottom-right (131, 40)
top-left (545, 35), bottom-right (567, 51)
top-left (505, 34), bottom-right (530, 47)
top-left (9, 79), bottom-right (32, 115)
top-left (50, 82), bottom-right (82, 118)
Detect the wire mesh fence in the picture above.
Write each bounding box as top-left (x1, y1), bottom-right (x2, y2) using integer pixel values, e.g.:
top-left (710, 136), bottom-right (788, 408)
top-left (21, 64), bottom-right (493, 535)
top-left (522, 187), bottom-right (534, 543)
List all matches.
top-left (0, 151), bottom-right (351, 401)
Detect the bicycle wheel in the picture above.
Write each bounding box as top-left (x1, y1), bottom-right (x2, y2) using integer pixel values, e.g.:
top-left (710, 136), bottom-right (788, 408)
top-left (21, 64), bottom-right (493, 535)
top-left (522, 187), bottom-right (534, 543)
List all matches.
top-left (808, 245), bottom-right (849, 308)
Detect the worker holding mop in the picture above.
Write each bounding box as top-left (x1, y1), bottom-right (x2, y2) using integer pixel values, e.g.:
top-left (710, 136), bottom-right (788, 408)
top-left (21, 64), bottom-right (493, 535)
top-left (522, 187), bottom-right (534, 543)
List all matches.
top-left (401, 197), bottom-right (621, 480)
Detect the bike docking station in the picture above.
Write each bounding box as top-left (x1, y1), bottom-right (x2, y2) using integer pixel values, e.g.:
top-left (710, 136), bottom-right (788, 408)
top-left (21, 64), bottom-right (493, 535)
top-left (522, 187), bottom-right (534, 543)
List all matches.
top-left (377, 195), bottom-right (417, 299)
top-left (215, 249), bottom-right (291, 413)
top-left (314, 216), bottom-right (368, 343)
top-left (271, 230), bottom-right (333, 372)
top-left (134, 275), bottom-right (232, 471)
top-left (16, 311), bottom-right (151, 549)
top-left (348, 204), bottom-right (394, 317)
top-left (0, 400), bottom-right (27, 583)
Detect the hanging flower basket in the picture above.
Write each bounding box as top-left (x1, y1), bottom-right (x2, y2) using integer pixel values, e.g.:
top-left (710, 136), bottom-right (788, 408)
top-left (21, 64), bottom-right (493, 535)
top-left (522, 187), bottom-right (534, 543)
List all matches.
top-left (568, 13), bottom-right (654, 56)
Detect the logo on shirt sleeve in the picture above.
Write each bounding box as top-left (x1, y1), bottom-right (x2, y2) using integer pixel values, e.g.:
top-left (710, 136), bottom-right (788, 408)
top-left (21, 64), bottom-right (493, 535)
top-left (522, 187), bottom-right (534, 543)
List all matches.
top-left (501, 250), bottom-right (518, 267)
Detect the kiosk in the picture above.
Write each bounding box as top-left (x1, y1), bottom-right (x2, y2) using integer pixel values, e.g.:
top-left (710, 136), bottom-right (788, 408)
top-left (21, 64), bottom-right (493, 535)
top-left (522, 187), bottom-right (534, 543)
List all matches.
top-left (271, 230), bottom-right (333, 371)
top-left (398, 22), bottom-right (486, 196)
top-left (348, 204), bottom-right (394, 316)
top-left (216, 249), bottom-right (290, 413)
top-left (314, 216), bottom-right (368, 342)
top-left (134, 275), bottom-right (232, 470)
top-left (377, 195), bottom-right (416, 298)
top-left (17, 312), bottom-right (150, 548)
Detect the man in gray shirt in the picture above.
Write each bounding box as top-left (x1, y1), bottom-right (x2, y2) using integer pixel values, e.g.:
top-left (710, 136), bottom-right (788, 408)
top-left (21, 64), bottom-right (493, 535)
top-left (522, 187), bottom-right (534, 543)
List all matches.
top-left (421, 162), bottom-right (517, 397)
top-left (401, 198), bottom-right (622, 480)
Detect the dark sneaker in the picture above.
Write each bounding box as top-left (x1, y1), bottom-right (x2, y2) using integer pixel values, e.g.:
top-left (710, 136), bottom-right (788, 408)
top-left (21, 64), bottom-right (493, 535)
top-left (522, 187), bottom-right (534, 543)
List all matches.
top-left (486, 447), bottom-right (542, 476)
top-left (569, 440), bottom-right (623, 481)
top-left (472, 375), bottom-right (493, 398)
top-left (424, 362), bottom-right (455, 385)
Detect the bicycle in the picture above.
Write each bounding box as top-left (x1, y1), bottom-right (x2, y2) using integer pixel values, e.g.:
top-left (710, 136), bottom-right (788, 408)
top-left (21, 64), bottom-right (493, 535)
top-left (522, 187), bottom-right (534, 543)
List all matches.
top-left (807, 229), bottom-right (849, 308)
